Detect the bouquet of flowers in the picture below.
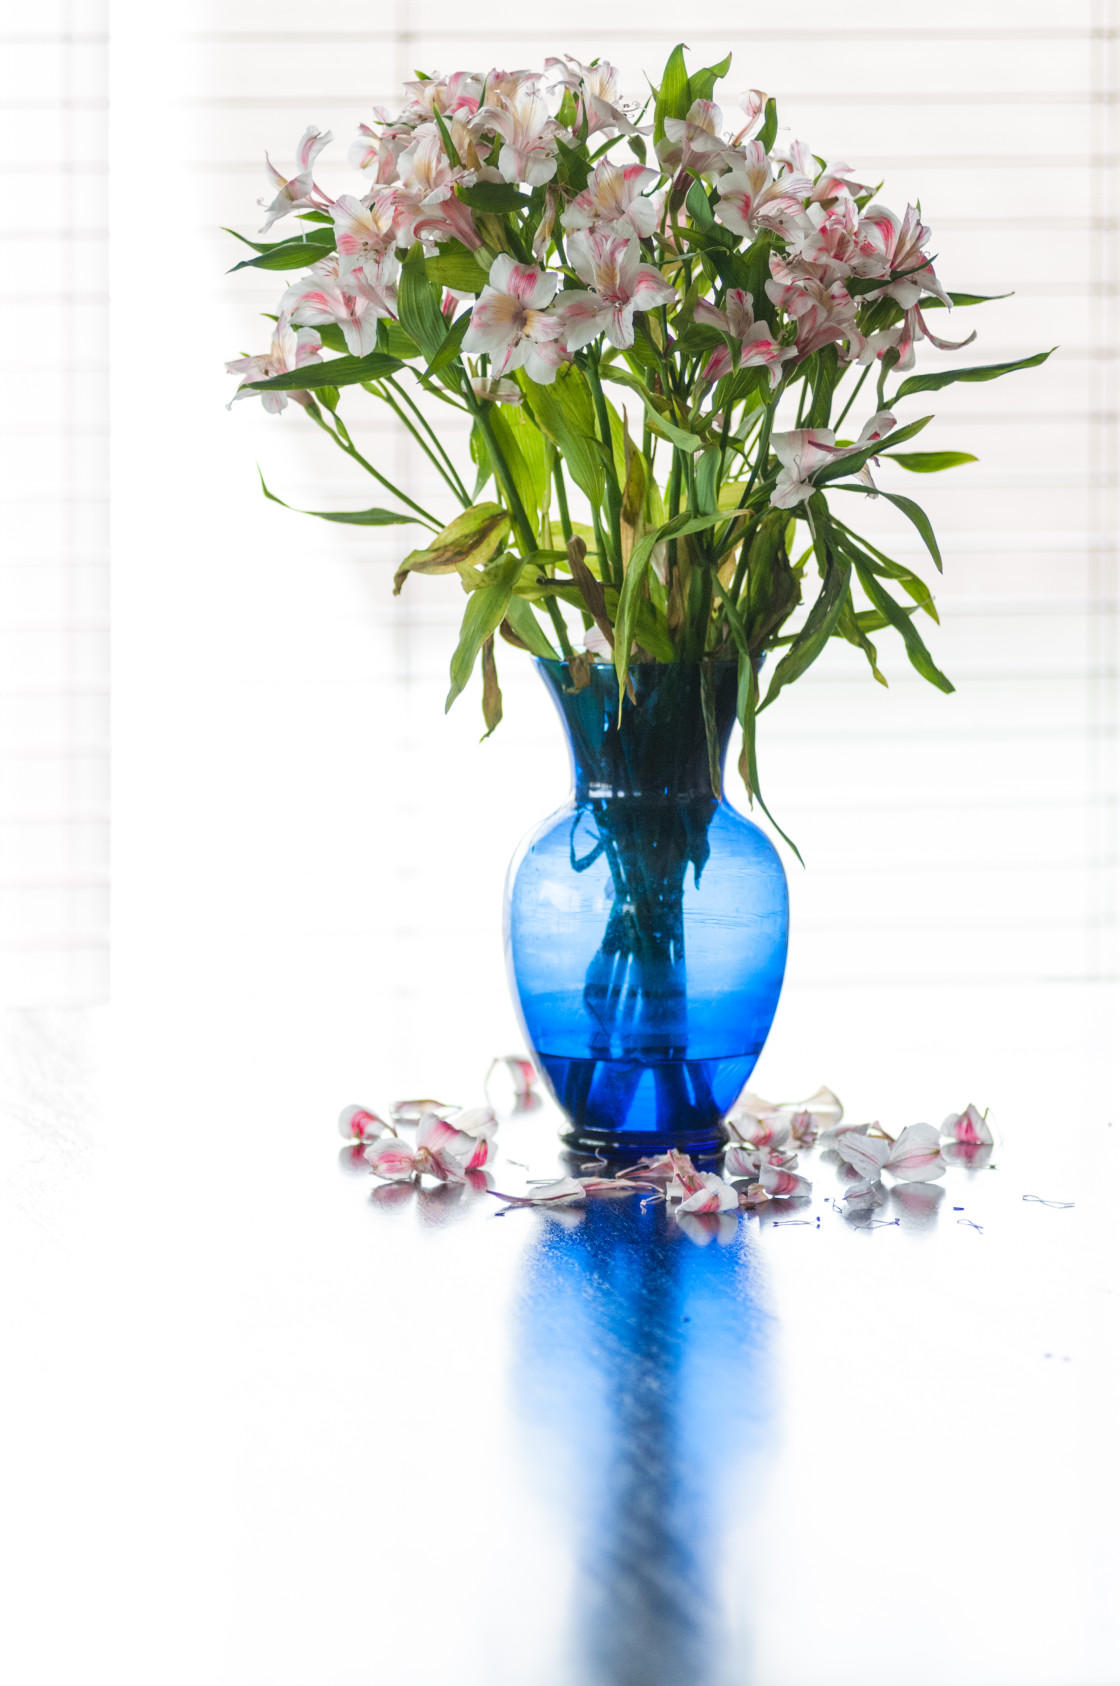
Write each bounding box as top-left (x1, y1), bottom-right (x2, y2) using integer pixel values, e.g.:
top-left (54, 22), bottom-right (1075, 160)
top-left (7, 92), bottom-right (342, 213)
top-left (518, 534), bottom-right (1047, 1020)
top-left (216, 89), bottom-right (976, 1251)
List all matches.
top-left (226, 46), bottom-right (1048, 835)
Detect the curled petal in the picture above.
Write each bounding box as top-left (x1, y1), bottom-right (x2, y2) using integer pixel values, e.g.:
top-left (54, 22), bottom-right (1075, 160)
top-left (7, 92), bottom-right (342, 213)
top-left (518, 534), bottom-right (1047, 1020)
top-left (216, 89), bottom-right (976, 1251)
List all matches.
top-left (678, 1172), bottom-right (740, 1215)
top-left (337, 1104), bottom-right (390, 1143)
top-left (391, 1097), bottom-right (458, 1125)
top-left (759, 1164), bottom-right (812, 1200)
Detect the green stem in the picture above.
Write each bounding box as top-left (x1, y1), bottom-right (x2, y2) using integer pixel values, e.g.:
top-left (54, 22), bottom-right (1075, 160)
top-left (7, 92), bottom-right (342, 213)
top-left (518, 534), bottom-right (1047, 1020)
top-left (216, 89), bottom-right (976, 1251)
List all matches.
top-left (375, 383), bottom-right (469, 507)
top-left (387, 376), bottom-right (471, 503)
top-left (552, 457), bottom-right (573, 544)
top-left (306, 404), bottom-right (439, 525)
top-left (832, 361), bottom-right (872, 434)
top-left (585, 347), bottom-right (624, 587)
top-left (462, 378), bottom-right (536, 555)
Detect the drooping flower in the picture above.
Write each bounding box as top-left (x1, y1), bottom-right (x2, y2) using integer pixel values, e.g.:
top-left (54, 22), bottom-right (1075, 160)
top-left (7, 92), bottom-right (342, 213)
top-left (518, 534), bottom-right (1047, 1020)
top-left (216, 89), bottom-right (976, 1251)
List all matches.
top-left (225, 311), bottom-right (322, 413)
top-left (364, 1110), bottom-right (487, 1182)
top-left (559, 230), bottom-right (676, 352)
top-left (713, 143), bottom-right (811, 237)
top-left (348, 112), bottom-right (412, 184)
top-left (770, 411), bottom-right (896, 507)
top-left (694, 288), bottom-right (796, 388)
top-left (560, 161), bottom-right (659, 240)
top-left (730, 90), bottom-right (767, 146)
top-left (471, 84), bottom-right (562, 186)
top-left (259, 125), bottom-right (332, 232)
top-left (460, 253), bottom-right (565, 382)
top-left (941, 1104), bottom-right (993, 1146)
top-left (337, 1103), bottom-right (391, 1143)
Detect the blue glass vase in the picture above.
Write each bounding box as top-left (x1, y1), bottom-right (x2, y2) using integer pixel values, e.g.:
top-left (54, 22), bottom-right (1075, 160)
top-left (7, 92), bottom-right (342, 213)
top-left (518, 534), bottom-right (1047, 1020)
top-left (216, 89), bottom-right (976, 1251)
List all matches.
top-left (504, 659), bottom-right (789, 1156)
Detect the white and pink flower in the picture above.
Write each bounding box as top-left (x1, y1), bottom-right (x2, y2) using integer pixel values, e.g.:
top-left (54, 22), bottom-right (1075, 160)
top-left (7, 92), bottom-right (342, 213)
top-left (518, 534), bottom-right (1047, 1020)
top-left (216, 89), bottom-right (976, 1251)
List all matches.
top-left (281, 253), bottom-right (394, 355)
top-left (771, 411), bottom-right (896, 507)
top-left (657, 99), bottom-right (740, 180)
top-left (714, 143), bottom-right (811, 237)
top-left (559, 229), bottom-right (676, 352)
top-left (225, 311), bottom-right (322, 412)
top-left (259, 125), bottom-right (332, 233)
top-left (461, 254), bottom-right (565, 382)
top-left (546, 56), bottom-right (643, 137)
top-left (560, 161), bottom-right (659, 240)
top-left (471, 84), bottom-right (561, 186)
top-left (941, 1104), bottom-right (993, 1146)
top-left (694, 288), bottom-right (796, 388)
top-left (337, 1104), bottom-right (391, 1143)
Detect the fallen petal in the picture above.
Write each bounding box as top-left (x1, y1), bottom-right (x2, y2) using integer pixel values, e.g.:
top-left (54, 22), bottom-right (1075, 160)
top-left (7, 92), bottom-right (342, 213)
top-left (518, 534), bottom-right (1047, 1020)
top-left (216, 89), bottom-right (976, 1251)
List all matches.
top-left (392, 1097), bottom-right (459, 1125)
top-left (338, 1103), bottom-right (390, 1142)
top-left (842, 1178), bottom-right (885, 1210)
top-left (940, 1103), bottom-right (993, 1146)
top-left (364, 1139), bottom-right (418, 1181)
top-left (884, 1123), bottom-right (945, 1182)
top-left (759, 1163), bottom-right (812, 1200)
top-left (834, 1128), bottom-right (891, 1180)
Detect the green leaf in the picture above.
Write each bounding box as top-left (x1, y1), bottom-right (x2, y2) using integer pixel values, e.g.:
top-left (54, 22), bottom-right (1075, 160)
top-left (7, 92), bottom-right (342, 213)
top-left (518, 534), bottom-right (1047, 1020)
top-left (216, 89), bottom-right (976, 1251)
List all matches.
top-left (806, 342), bottom-right (839, 430)
top-left (695, 445), bottom-right (722, 516)
top-left (700, 660), bottom-right (723, 799)
top-left (257, 472), bottom-right (429, 529)
top-left (424, 245), bottom-right (488, 293)
top-left (488, 403), bottom-right (549, 536)
top-left (688, 51), bottom-right (732, 105)
top-left (760, 497), bottom-right (851, 712)
top-left (456, 181), bottom-right (530, 213)
top-left (228, 236), bottom-right (335, 273)
top-left (516, 366), bottom-right (606, 505)
top-left (397, 245), bottom-right (448, 364)
top-left (811, 414), bottom-right (932, 487)
top-left (890, 450), bottom-right (978, 474)
top-left (247, 351), bottom-right (404, 392)
top-left (377, 320), bottom-right (422, 360)
top-left (835, 594), bottom-right (887, 686)
top-left (735, 650), bottom-right (803, 863)
top-left (446, 553), bottom-right (524, 709)
top-left (426, 309), bottom-right (472, 376)
top-left (893, 347), bottom-right (1054, 401)
top-left (224, 226), bottom-right (332, 258)
top-left (598, 366), bottom-right (705, 451)
top-left (393, 502), bottom-right (510, 593)
top-left (832, 485), bottom-right (945, 572)
top-left (852, 562), bottom-right (955, 694)
top-left (757, 97), bottom-right (778, 154)
top-left (654, 43), bottom-right (691, 145)
top-left (503, 596), bottom-right (557, 658)
top-left (917, 290), bottom-right (1012, 310)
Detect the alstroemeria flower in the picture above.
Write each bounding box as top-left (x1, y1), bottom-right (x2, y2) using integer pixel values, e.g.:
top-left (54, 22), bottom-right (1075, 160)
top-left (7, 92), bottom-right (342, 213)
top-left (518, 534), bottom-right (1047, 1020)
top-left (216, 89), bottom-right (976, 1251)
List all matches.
top-left (854, 203), bottom-right (950, 308)
top-left (281, 255), bottom-right (386, 356)
top-left (714, 144), bottom-right (812, 237)
top-left (858, 302), bottom-right (976, 374)
top-left (835, 1122), bottom-right (945, 1184)
top-left (559, 230), bottom-right (676, 352)
top-left (560, 161), bottom-right (659, 240)
top-left (666, 1150), bottom-right (740, 1214)
top-left (225, 311), bottom-right (322, 413)
top-left (657, 99), bottom-right (739, 180)
top-left (337, 1104), bottom-right (391, 1143)
top-left (730, 1084), bottom-right (843, 1147)
top-left (330, 190), bottom-right (398, 279)
top-left (545, 56), bottom-right (644, 137)
top-left (259, 125), bottom-right (332, 232)
top-left (788, 197), bottom-right (862, 283)
top-left (402, 71), bottom-right (484, 124)
top-left (349, 112), bottom-right (412, 184)
top-left (725, 1115), bottom-right (792, 1150)
top-left (765, 256), bottom-right (866, 359)
top-left (771, 411), bottom-right (895, 507)
top-left (461, 254), bottom-right (564, 382)
top-left (941, 1104), bottom-right (993, 1146)
top-left (364, 1111), bottom-right (485, 1183)
top-left (694, 288), bottom-right (796, 388)
top-left (471, 85), bottom-right (561, 186)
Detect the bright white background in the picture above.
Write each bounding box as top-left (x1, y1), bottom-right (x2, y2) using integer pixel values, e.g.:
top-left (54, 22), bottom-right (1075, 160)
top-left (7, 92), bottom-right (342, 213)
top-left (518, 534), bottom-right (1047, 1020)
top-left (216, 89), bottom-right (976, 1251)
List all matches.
top-left (2, 8), bottom-right (1120, 1685)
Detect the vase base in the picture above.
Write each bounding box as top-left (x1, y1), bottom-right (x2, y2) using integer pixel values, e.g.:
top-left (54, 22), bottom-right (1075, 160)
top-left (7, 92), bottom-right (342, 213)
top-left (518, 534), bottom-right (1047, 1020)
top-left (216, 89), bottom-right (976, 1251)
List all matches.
top-left (559, 1123), bottom-right (729, 1161)
top-left (537, 1047), bottom-right (755, 1157)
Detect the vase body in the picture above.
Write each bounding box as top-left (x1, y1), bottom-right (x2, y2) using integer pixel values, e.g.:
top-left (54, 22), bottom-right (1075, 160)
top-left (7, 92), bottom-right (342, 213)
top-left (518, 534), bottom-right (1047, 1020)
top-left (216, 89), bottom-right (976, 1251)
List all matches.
top-left (504, 660), bottom-right (789, 1155)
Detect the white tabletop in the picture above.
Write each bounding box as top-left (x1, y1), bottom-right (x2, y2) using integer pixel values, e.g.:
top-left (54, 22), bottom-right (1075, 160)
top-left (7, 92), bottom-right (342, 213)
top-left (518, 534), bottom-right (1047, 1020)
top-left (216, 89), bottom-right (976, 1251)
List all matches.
top-left (3, 989), bottom-right (1118, 1686)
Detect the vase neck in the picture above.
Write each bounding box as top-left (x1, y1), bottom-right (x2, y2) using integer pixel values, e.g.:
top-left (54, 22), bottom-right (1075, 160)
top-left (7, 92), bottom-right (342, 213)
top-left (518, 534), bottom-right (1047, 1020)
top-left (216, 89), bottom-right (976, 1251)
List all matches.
top-left (536, 660), bottom-right (738, 802)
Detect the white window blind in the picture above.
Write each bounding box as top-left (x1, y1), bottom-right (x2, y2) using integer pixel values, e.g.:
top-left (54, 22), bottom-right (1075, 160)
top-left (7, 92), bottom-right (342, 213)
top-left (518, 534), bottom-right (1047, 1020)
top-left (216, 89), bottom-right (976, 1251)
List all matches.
top-left (1, 2), bottom-right (110, 1006)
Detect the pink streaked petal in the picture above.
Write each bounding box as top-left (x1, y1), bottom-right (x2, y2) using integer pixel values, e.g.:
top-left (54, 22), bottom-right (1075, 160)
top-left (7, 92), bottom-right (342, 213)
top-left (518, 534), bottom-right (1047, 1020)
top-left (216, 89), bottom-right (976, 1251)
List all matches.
top-left (679, 1173), bottom-right (740, 1215)
top-left (834, 1129), bottom-right (891, 1180)
top-left (337, 1104), bottom-right (389, 1142)
top-left (628, 265), bottom-right (677, 312)
top-left (941, 1104), bottom-right (993, 1146)
top-left (364, 1140), bottom-right (418, 1180)
top-left (390, 1097), bottom-right (457, 1125)
top-left (759, 1164), bottom-right (812, 1200)
top-left (724, 1143), bottom-right (762, 1178)
top-left (884, 1123), bottom-right (945, 1182)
